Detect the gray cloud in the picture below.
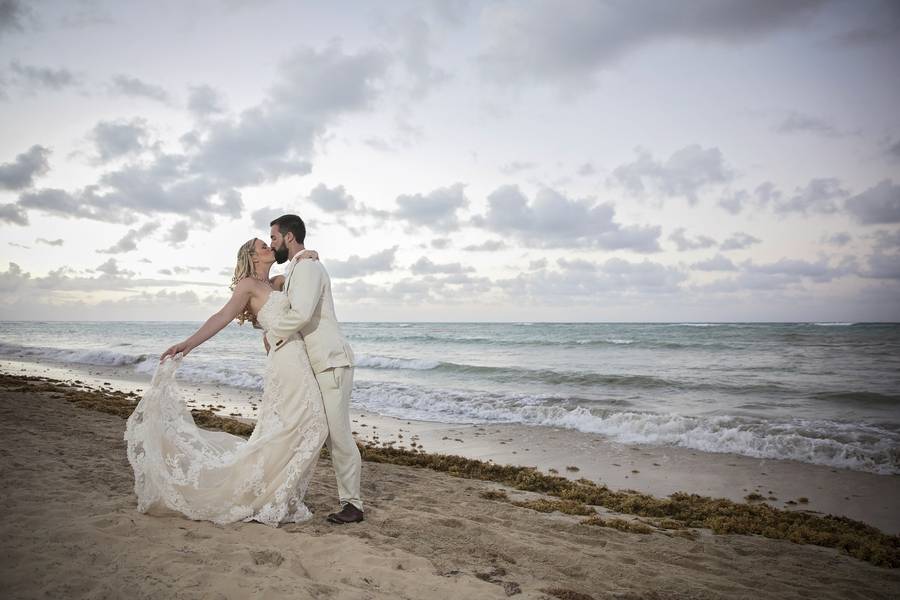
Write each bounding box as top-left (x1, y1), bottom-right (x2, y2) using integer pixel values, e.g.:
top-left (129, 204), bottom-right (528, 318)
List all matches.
top-left (391, 11), bottom-right (450, 98)
top-left (775, 111), bottom-right (845, 137)
top-left (109, 75), bottom-right (170, 103)
top-left (9, 61), bottom-right (79, 92)
top-left (327, 247), bottom-right (397, 279)
top-left (36, 237), bottom-right (63, 246)
top-left (334, 272), bottom-right (495, 306)
top-left (431, 237), bottom-right (451, 249)
top-left (858, 230), bottom-right (900, 279)
top-left (717, 189), bottom-right (748, 214)
top-left (499, 257), bottom-right (686, 299)
top-left (871, 229), bottom-right (900, 250)
top-left (19, 159), bottom-right (244, 224)
top-left (695, 255), bottom-right (859, 292)
top-left (0, 144), bottom-right (50, 190)
top-left (14, 43), bottom-right (389, 228)
top-left (611, 145), bottom-right (733, 204)
top-left (833, 0), bottom-right (900, 46)
top-left (95, 257), bottom-right (133, 277)
top-left (189, 43), bottom-right (387, 187)
top-left (0, 0), bottom-right (29, 37)
top-left (17, 188), bottom-right (103, 220)
top-left (845, 179), bottom-right (900, 224)
top-left (691, 254), bottom-right (737, 271)
top-left (720, 232), bottom-right (761, 251)
top-left (395, 182), bottom-right (468, 230)
top-left (861, 250), bottom-right (900, 280)
top-left (97, 222), bottom-right (160, 254)
top-left (187, 84), bottom-right (225, 117)
top-left (822, 232), bottom-right (852, 246)
top-left (173, 265), bottom-right (210, 274)
top-left (577, 162), bottom-right (596, 176)
top-left (717, 181), bottom-right (788, 215)
top-left (0, 261), bottom-right (219, 295)
top-left (742, 256), bottom-right (854, 283)
top-left (669, 227), bottom-right (716, 251)
top-left (888, 139), bottom-right (900, 161)
top-left (754, 181), bottom-right (782, 207)
top-left (91, 118), bottom-right (149, 162)
top-left (478, 0), bottom-right (825, 90)
top-left (309, 183), bottom-right (356, 212)
top-left (0, 202), bottom-right (28, 225)
top-left (473, 185), bottom-right (661, 251)
top-left (7, 241), bottom-right (28, 249)
top-left (410, 256), bottom-right (474, 275)
top-left (774, 177), bottom-right (848, 214)
top-left (463, 239), bottom-right (506, 251)
top-left (167, 220), bottom-right (190, 245)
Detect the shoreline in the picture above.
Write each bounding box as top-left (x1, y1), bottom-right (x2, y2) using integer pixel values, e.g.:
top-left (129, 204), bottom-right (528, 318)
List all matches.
top-left (3, 356), bottom-right (900, 536)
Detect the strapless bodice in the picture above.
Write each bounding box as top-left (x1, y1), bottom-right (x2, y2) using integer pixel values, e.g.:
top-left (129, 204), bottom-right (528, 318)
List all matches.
top-left (256, 290), bottom-right (289, 333)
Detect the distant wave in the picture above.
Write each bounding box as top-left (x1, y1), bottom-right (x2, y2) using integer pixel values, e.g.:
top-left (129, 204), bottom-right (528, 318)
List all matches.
top-left (813, 322), bottom-right (856, 327)
top-left (812, 391), bottom-right (900, 406)
top-left (346, 332), bottom-right (735, 351)
top-left (355, 355), bottom-right (440, 370)
top-left (0, 341), bottom-right (149, 367)
top-left (576, 338), bottom-right (634, 345)
top-left (353, 381), bottom-right (900, 475)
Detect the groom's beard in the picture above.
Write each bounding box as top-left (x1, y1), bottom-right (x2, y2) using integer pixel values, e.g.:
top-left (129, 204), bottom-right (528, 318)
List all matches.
top-left (273, 244), bottom-right (289, 264)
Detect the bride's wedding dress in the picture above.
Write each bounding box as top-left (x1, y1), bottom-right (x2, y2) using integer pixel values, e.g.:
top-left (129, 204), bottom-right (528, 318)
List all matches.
top-left (124, 291), bottom-right (328, 526)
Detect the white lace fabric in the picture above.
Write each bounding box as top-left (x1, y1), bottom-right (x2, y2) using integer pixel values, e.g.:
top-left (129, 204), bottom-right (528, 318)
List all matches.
top-left (124, 292), bottom-right (328, 527)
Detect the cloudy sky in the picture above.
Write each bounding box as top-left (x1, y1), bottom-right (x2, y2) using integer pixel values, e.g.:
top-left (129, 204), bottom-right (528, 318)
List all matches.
top-left (1, 0), bottom-right (899, 322)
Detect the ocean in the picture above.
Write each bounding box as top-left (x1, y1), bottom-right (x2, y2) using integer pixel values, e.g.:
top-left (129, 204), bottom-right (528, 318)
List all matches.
top-left (2, 321), bottom-right (898, 475)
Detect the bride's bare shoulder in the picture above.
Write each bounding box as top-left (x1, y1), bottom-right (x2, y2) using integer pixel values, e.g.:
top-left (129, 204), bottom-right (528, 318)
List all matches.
top-left (269, 275), bottom-right (286, 291)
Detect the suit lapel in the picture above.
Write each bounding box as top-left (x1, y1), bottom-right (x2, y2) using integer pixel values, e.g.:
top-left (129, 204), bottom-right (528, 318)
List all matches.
top-left (284, 259), bottom-right (296, 292)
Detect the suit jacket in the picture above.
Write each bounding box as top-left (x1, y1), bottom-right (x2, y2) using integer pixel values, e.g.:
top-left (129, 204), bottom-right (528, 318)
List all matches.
top-left (265, 258), bottom-right (354, 373)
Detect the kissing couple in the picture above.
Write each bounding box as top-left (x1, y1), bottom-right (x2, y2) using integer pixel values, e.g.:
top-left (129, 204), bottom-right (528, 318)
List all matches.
top-left (124, 214), bottom-right (363, 526)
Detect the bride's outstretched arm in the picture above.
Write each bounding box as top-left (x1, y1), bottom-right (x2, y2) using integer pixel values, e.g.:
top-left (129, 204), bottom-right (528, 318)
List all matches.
top-left (160, 280), bottom-right (254, 361)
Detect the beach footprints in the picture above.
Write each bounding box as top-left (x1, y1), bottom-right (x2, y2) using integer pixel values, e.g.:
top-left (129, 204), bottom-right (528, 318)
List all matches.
top-left (475, 566), bottom-right (522, 596)
top-left (250, 548), bottom-right (285, 567)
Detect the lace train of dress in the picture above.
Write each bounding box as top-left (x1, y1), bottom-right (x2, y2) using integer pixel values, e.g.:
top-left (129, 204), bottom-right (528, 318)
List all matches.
top-left (124, 292), bottom-right (328, 526)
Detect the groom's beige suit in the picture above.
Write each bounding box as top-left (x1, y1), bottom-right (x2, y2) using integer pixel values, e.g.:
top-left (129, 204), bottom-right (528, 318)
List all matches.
top-left (265, 253), bottom-right (361, 510)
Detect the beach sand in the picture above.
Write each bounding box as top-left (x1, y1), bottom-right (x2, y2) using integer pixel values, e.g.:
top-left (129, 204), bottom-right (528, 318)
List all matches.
top-left (1, 369), bottom-right (899, 598)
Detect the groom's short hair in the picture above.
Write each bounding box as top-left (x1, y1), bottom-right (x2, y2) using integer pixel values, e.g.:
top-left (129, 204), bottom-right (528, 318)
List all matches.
top-left (270, 214), bottom-right (306, 244)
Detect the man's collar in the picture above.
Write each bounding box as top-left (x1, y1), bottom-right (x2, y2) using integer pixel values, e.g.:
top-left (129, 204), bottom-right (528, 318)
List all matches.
top-left (290, 248), bottom-right (307, 262)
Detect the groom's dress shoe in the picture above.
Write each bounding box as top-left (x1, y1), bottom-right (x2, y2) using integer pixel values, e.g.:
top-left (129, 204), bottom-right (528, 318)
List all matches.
top-left (327, 503), bottom-right (364, 524)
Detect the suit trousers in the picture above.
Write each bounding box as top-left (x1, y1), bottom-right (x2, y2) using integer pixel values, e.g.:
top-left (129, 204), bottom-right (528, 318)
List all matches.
top-left (314, 366), bottom-right (362, 510)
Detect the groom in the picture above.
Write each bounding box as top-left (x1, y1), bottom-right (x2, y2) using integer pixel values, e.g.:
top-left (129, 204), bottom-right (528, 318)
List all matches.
top-left (267, 214), bottom-right (363, 524)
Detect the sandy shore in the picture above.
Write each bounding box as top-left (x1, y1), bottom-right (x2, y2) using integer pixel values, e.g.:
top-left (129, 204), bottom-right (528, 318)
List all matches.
top-left (4, 357), bottom-right (900, 534)
top-left (1, 369), bottom-right (899, 598)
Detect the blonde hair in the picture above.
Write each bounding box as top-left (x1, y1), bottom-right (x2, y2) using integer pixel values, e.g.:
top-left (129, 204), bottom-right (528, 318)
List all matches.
top-left (231, 238), bottom-right (259, 326)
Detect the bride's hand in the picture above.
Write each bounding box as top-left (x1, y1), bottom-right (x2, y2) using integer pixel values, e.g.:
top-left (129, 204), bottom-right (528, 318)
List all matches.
top-left (296, 249), bottom-right (319, 261)
top-left (160, 341), bottom-right (191, 362)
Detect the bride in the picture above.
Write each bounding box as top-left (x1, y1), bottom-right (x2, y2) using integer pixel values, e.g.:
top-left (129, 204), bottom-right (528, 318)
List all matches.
top-left (124, 238), bottom-right (327, 526)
